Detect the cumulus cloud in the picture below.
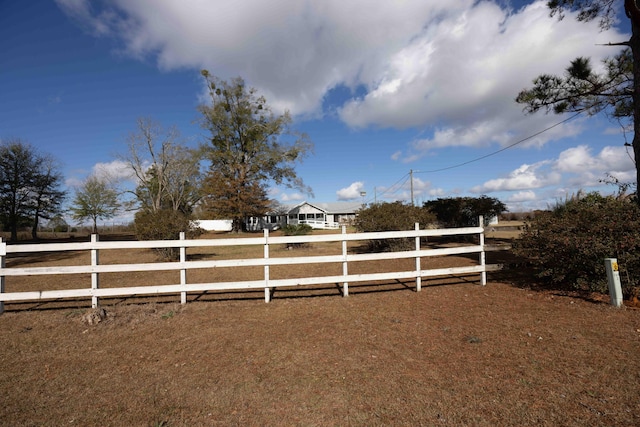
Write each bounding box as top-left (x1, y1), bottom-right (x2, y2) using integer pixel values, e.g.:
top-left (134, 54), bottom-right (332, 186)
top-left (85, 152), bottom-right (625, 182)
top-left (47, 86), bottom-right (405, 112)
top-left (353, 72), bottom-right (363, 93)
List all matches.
top-left (336, 181), bottom-right (366, 200)
top-left (473, 144), bottom-right (636, 194)
top-left (507, 190), bottom-right (537, 203)
top-left (428, 188), bottom-right (446, 198)
top-left (56, 1), bottom-right (624, 134)
top-left (57, 0), bottom-right (466, 116)
top-left (92, 160), bottom-right (135, 182)
top-left (471, 161), bottom-right (561, 193)
top-left (66, 160), bottom-right (135, 189)
top-left (280, 192), bottom-right (306, 202)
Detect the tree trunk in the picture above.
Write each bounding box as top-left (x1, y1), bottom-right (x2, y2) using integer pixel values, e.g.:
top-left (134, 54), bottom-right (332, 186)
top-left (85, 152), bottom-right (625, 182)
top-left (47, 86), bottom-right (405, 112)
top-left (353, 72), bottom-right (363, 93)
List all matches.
top-left (627, 0), bottom-right (640, 204)
top-left (31, 212), bottom-right (39, 240)
top-left (10, 222), bottom-right (17, 242)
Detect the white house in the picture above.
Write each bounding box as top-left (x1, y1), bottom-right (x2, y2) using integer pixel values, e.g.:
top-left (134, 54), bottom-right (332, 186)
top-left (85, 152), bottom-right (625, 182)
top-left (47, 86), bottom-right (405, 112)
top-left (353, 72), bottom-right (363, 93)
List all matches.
top-left (245, 201), bottom-right (363, 231)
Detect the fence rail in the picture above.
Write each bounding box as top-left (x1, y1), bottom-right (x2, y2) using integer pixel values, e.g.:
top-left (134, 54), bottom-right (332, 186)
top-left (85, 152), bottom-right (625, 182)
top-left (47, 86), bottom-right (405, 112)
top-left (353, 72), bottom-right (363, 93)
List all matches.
top-left (0, 219), bottom-right (507, 313)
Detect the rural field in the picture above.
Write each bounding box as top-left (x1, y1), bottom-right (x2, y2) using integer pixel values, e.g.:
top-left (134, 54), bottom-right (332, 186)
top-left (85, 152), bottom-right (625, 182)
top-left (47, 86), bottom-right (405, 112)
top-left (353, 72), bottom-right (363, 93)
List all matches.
top-left (1, 227), bottom-right (639, 426)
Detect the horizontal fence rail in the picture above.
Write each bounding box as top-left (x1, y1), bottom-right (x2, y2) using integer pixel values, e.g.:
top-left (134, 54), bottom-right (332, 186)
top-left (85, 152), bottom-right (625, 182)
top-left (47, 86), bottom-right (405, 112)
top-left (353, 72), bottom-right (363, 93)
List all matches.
top-left (0, 218), bottom-right (508, 312)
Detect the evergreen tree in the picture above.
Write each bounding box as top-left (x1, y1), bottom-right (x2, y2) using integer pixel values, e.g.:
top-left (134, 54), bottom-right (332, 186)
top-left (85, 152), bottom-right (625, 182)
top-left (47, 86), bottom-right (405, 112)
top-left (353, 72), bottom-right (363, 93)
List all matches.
top-left (517, 1), bottom-right (639, 200)
top-left (198, 71), bottom-right (313, 231)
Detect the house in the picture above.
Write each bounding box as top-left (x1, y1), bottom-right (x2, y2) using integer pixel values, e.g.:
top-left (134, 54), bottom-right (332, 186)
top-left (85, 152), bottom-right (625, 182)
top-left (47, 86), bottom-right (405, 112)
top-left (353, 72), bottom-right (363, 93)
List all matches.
top-left (245, 201), bottom-right (363, 231)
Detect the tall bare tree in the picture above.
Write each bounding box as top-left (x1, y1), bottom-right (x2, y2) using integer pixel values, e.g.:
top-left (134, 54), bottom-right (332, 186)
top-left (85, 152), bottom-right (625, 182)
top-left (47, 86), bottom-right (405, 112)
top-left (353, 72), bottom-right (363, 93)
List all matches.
top-left (122, 117), bottom-right (201, 214)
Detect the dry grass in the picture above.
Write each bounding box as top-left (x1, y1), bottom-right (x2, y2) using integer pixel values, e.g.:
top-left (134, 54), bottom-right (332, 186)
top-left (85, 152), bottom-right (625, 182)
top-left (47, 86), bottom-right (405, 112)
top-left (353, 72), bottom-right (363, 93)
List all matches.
top-left (1, 231), bottom-right (639, 426)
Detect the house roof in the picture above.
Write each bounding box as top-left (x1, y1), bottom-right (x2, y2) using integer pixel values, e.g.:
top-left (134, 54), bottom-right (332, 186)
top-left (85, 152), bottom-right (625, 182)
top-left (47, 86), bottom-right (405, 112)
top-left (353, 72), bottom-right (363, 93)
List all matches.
top-left (311, 201), bottom-right (363, 213)
top-left (279, 201), bottom-right (363, 214)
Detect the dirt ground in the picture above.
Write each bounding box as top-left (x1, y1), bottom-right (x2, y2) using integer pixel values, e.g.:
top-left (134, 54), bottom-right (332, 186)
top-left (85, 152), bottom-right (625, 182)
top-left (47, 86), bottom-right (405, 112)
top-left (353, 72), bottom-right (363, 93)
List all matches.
top-left (1, 231), bottom-right (639, 426)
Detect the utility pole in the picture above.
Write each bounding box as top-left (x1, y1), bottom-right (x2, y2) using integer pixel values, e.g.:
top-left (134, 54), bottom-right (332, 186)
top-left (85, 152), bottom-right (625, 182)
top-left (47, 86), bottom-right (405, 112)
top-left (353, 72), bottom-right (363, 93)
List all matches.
top-left (410, 169), bottom-right (414, 206)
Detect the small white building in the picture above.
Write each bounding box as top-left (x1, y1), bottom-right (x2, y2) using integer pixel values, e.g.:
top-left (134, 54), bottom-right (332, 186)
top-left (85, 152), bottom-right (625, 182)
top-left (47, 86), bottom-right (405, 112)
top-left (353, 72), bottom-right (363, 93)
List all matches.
top-left (192, 219), bottom-right (233, 232)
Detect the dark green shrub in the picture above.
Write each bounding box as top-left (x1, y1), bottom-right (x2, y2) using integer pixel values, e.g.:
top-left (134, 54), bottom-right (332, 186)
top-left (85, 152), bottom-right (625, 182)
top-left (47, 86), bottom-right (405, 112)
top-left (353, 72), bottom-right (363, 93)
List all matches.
top-left (282, 223), bottom-right (312, 249)
top-left (355, 202), bottom-right (436, 251)
top-left (513, 192), bottom-right (640, 295)
top-left (134, 209), bottom-right (203, 260)
top-left (282, 223), bottom-right (313, 236)
top-left (423, 195), bottom-right (507, 227)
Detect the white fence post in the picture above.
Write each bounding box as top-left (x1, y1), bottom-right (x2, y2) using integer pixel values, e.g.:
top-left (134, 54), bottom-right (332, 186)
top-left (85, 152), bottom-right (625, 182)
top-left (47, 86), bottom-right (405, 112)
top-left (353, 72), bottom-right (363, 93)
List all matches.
top-left (180, 232), bottom-right (187, 304)
top-left (478, 216), bottom-right (486, 286)
top-left (342, 225), bottom-right (349, 297)
top-left (604, 258), bottom-right (623, 307)
top-left (0, 237), bottom-right (5, 314)
top-left (264, 229), bottom-right (271, 302)
top-left (415, 223), bottom-right (421, 292)
top-left (91, 234), bottom-right (100, 308)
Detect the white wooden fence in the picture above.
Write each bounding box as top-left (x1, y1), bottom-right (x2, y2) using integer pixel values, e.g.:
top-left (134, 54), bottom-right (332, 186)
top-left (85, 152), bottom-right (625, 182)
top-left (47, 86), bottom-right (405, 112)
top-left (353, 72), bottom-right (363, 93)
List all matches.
top-left (299, 219), bottom-right (340, 229)
top-left (0, 219), bottom-right (505, 313)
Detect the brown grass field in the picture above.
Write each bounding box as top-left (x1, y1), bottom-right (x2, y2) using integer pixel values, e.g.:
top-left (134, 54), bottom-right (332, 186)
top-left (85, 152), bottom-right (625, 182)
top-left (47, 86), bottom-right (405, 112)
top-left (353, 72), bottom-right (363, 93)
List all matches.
top-left (1, 227), bottom-right (639, 426)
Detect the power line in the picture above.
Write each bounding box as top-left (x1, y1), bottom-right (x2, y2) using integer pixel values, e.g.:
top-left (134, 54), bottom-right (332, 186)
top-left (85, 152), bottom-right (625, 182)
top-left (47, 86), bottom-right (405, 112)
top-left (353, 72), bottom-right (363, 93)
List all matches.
top-left (414, 112), bottom-right (583, 174)
top-left (364, 172), bottom-right (410, 204)
top-left (360, 112), bottom-right (583, 205)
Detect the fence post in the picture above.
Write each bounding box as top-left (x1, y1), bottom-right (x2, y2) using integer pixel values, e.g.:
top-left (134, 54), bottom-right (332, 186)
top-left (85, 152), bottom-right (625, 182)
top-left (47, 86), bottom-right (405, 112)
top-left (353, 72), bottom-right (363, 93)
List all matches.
top-left (264, 229), bottom-right (271, 303)
top-left (478, 216), bottom-right (486, 286)
top-left (91, 234), bottom-right (99, 308)
top-left (342, 225), bottom-right (349, 297)
top-left (604, 258), bottom-right (623, 307)
top-left (0, 237), bottom-right (5, 314)
top-left (180, 232), bottom-right (187, 304)
top-left (415, 223), bottom-right (421, 292)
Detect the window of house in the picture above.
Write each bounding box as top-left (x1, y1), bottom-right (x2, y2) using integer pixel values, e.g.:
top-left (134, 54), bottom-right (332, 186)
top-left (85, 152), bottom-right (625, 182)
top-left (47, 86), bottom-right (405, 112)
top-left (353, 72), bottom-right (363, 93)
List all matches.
top-left (269, 215), bottom-right (277, 223)
top-left (315, 213), bottom-right (324, 220)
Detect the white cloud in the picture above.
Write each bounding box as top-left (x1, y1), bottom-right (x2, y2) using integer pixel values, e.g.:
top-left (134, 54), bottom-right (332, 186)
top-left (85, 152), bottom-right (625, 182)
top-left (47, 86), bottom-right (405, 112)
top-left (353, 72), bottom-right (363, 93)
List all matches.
top-left (92, 160), bottom-right (135, 182)
top-left (57, 0), bottom-right (467, 116)
top-left (280, 192), bottom-right (306, 202)
top-left (472, 144), bottom-right (636, 196)
top-left (471, 161), bottom-right (561, 192)
top-left (336, 181), bottom-right (365, 200)
top-left (65, 160), bottom-right (135, 190)
top-left (57, 0), bottom-right (625, 138)
top-left (339, 1), bottom-right (621, 127)
top-left (428, 188), bottom-right (446, 197)
top-left (507, 190), bottom-right (537, 203)
top-left (64, 176), bottom-right (84, 189)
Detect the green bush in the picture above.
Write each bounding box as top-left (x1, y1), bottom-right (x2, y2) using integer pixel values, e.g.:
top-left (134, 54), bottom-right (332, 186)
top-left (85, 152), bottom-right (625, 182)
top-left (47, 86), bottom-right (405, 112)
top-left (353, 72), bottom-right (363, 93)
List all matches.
top-left (281, 223), bottom-right (313, 249)
top-left (354, 202), bottom-right (436, 251)
top-left (134, 209), bottom-right (203, 260)
top-left (513, 192), bottom-right (640, 295)
top-left (423, 195), bottom-right (507, 227)
top-left (282, 223), bottom-right (313, 236)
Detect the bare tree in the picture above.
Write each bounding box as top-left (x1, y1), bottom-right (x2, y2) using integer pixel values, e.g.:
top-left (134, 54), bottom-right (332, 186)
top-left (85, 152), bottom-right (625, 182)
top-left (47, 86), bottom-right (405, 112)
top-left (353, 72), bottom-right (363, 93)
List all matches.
top-left (122, 117), bottom-right (201, 214)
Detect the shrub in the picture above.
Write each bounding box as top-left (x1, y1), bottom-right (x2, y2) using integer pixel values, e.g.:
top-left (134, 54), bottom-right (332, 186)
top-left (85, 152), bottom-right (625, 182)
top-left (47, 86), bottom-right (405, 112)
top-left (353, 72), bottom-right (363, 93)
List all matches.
top-left (282, 223), bottom-right (313, 249)
top-left (134, 209), bottom-right (203, 260)
top-left (282, 223), bottom-right (313, 236)
top-left (423, 195), bottom-right (507, 227)
top-left (513, 192), bottom-right (640, 295)
top-left (354, 202), bottom-right (436, 251)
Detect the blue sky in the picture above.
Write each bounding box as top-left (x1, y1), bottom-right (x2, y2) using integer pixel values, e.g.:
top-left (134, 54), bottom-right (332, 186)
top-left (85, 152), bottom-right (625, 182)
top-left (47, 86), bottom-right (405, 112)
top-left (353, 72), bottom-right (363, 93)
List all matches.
top-left (1, 0), bottom-right (636, 223)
